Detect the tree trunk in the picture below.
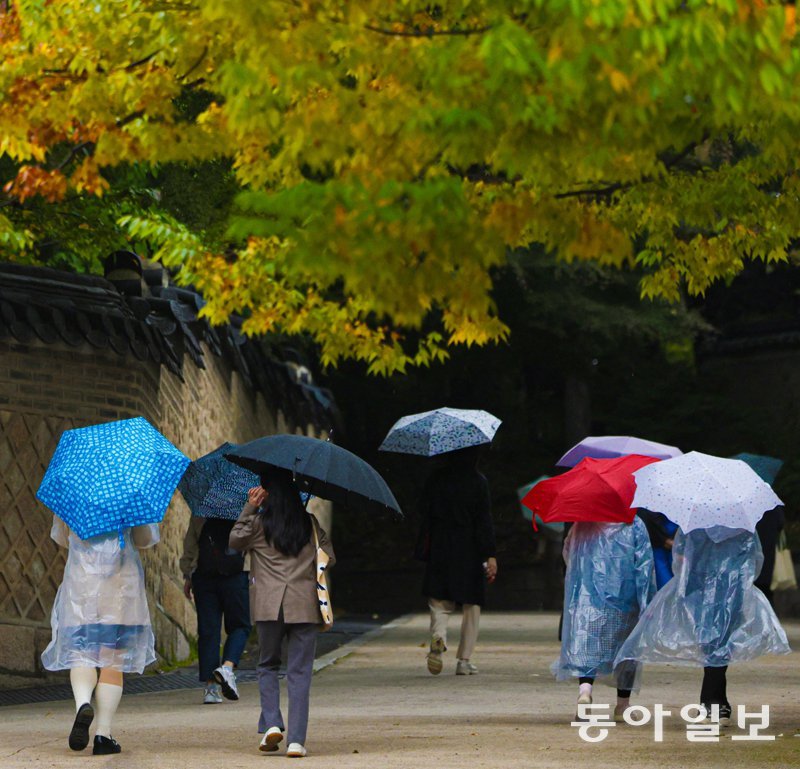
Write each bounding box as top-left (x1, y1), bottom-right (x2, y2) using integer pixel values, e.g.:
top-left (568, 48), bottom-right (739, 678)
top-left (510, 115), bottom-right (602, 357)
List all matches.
top-left (564, 374), bottom-right (591, 447)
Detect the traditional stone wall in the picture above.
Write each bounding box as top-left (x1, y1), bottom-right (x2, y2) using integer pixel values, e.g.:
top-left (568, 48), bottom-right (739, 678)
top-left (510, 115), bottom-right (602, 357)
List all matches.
top-left (0, 337), bottom-right (330, 684)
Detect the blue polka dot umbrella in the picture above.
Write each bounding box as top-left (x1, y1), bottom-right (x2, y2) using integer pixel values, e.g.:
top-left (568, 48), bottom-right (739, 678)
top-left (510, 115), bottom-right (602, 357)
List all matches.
top-left (37, 417), bottom-right (190, 542)
top-left (378, 407), bottom-right (501, 457)
top-left (631, 451), bottom-right (783, 535)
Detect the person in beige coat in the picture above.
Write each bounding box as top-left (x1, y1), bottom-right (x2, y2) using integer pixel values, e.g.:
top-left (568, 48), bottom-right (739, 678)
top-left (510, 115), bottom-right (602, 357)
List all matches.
top-left (229, 471), bottom-right (335, 758)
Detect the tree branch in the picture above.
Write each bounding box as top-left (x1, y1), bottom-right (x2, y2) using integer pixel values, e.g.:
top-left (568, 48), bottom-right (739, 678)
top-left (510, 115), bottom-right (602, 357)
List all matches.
top-left (116, 110), bottom-right (146, 129)
top-left (364, 23), bottom-right (493, 37)
top-left (179, 46), bottom-right (208, 81)
top-left (555, 182), bottom-right (627, 199)
top-left (125, 50), bottom-right (161, 71)
top-left (53, 141), bottom-right (94, 171)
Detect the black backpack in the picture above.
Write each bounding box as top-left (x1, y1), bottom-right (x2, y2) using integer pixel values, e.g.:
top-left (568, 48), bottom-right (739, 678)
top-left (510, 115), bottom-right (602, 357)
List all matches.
top-left (197, 518), bottom-right (245, 577)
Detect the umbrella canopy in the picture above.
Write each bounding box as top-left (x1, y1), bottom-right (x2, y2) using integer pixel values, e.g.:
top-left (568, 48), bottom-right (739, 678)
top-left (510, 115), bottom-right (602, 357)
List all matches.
top-left (378, 407), bottom-right (501, 456)
top-left (178, 442), bottom-right (260, 520)
top-left (632, 451), bottom-right (783, 535)
top-left (521, 455), bottom-right (659, 525)
top-left (731, 452), bottom-right (784, 484)
top-left (557, 435), bottom-right (682, 468)
top-left (225, 434), bottom-right (401, 516)
top-left (516, 477), bottom-right (564, 533)
top-left (37, 417), bottom-right (190, 540)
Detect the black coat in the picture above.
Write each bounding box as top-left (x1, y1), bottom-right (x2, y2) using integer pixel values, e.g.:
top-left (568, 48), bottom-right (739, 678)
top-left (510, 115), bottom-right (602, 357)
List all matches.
top-left (416, 465), bottom-right (497, 607)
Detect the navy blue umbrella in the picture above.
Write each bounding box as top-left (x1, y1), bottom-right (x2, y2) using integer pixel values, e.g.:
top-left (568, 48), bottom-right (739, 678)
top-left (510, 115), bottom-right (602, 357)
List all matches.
top-left (224, 435), bottom-right (401, 517)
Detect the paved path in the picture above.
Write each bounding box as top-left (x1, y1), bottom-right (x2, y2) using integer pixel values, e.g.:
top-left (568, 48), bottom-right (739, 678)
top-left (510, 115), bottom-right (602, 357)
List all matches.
top-left (0, 613), bottom-right (798, 768)
top-left (0, 616), bottom-right (391, 707)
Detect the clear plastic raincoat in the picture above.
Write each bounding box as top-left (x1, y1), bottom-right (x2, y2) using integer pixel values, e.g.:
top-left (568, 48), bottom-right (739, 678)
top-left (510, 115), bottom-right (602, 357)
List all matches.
top-left (41, 517), bottom-right (159, 674)
top-left (615, 527), bottom-right (790, 668)
top-left (554, 518), bottom-right (655, 691)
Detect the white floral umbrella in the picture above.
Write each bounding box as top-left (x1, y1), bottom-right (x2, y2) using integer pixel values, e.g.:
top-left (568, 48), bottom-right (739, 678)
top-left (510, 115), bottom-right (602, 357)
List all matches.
top-left (378, 407), bottom-right (501, 456)
top-left (632, 451), bottom-right (783, 534)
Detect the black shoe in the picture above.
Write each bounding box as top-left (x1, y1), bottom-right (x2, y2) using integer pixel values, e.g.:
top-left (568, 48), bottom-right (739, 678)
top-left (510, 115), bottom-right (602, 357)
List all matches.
top-left (93, 736), bottom-right (122, 755)
top-left (718, 704), bottom-right (732, 726)
top-left (68, 703), bottom-right (94, 751)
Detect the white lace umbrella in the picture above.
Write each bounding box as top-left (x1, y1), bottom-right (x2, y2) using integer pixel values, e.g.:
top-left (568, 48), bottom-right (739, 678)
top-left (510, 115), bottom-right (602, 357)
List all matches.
top-left (632, 451), bottom-right (783, 534)
top-left (379, 407), bottom-right (501, 456)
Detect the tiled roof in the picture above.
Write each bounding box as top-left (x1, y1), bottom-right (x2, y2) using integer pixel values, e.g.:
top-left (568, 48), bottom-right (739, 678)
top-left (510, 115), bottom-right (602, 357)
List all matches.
top-left (0, 261), bottom-right (336, 429)
top-left (700, 318), bottom-right (800, 356)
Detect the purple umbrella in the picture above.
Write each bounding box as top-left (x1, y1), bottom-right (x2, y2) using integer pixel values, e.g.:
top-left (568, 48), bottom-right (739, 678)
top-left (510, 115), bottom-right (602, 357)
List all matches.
top-left (556, 435), bottom-right (682, 468)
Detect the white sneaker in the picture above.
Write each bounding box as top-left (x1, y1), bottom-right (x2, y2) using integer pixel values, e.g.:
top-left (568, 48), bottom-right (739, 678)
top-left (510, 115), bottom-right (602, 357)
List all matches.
top-left (574, 690), bottom-right (592, 721)
top-left (427, 635), bottom-right (446, 675)
top-left (213, 665), bottom-right (239, 700)
top-left (455, 660), bottom-right (478, 675)
top-left (286, 742), bottom-right (307, 758)
top-left (203, 684), bottom-right (223, 704)
top-left (260, 727), bottom-right (284, 753)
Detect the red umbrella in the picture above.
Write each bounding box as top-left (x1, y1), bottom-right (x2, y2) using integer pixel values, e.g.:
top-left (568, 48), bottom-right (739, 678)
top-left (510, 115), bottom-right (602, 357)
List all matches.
top-left (521, 454), bottom-right (660, 527)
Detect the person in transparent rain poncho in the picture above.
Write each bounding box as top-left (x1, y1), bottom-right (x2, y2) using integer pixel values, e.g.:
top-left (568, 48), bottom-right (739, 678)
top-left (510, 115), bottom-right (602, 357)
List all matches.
top-left (42, 516), bottom-right (159, 756)
top-left (615, 525), bottom-right (790, 726)
top-left (555, 517), bottom-right (655, 721)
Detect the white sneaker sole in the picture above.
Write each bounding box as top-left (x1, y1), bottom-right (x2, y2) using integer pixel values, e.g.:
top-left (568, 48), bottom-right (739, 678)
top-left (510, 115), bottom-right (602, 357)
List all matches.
top-left (427, 654), bottom-right (443, 675)
top-left (260, 731), bottom-right (284, 753)
top-left (213, 669), bottom-right (239, 701)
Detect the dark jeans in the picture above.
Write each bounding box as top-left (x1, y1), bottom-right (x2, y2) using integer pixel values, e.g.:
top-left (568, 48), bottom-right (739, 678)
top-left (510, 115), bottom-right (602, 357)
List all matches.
top-left (700, 666), bottom-right (729, 707)
top-left (192, 571), bottom-right (251, 682)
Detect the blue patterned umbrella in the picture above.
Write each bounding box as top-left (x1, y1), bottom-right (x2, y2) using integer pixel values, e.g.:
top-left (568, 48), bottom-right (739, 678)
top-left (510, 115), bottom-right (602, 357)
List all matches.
top-left (378, 407), bottom-right (501, 457)
top-left (179, 442), bottom-right (260, 520)
top-left (37, 417), bottom-right (190, 541)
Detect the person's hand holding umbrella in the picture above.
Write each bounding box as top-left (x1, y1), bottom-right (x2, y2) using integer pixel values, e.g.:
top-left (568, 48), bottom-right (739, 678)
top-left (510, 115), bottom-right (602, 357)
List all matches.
top-left (248, 486), bottom-right (267, 508)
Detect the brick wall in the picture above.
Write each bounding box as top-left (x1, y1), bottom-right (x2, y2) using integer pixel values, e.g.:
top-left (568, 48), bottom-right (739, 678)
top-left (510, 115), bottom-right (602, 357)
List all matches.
top-left (0, 338), bottom-right (330, 684)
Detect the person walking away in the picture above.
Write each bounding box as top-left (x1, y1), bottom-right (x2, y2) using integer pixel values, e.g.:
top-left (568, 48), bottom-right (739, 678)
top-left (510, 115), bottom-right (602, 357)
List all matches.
top-left (754, 505), bottom-right (785, 606)
top-left (416, 446), bottom-right (497, 676)
top-left (637, 509), bottom-right (679, 589)
top-left (42, 517), bottom-right (159, 755)
top-left (229, 471), bottom-right (335, 758)
top-left (555, 518), bottom-right (654, 721)
top-left (181, 515), bottom-right (252, 703)
top-left (615, 526), bottom-right (790, 725)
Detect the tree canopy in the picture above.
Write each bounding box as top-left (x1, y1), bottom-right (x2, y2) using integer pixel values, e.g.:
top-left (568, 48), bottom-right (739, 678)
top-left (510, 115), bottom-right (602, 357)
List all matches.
top-left (1, 0), bottom-right (799, 372)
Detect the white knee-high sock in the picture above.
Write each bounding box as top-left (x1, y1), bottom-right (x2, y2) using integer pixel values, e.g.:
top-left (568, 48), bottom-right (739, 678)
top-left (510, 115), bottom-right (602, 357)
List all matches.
top-left (94, 683), bottom-right (123, 738)
top-left (69, 667), bottom-right (97, 712)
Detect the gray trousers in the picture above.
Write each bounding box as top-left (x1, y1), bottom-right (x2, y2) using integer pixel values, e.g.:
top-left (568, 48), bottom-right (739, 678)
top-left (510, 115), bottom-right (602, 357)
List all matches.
top-left (256, 614), bottom-right (318, 745)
